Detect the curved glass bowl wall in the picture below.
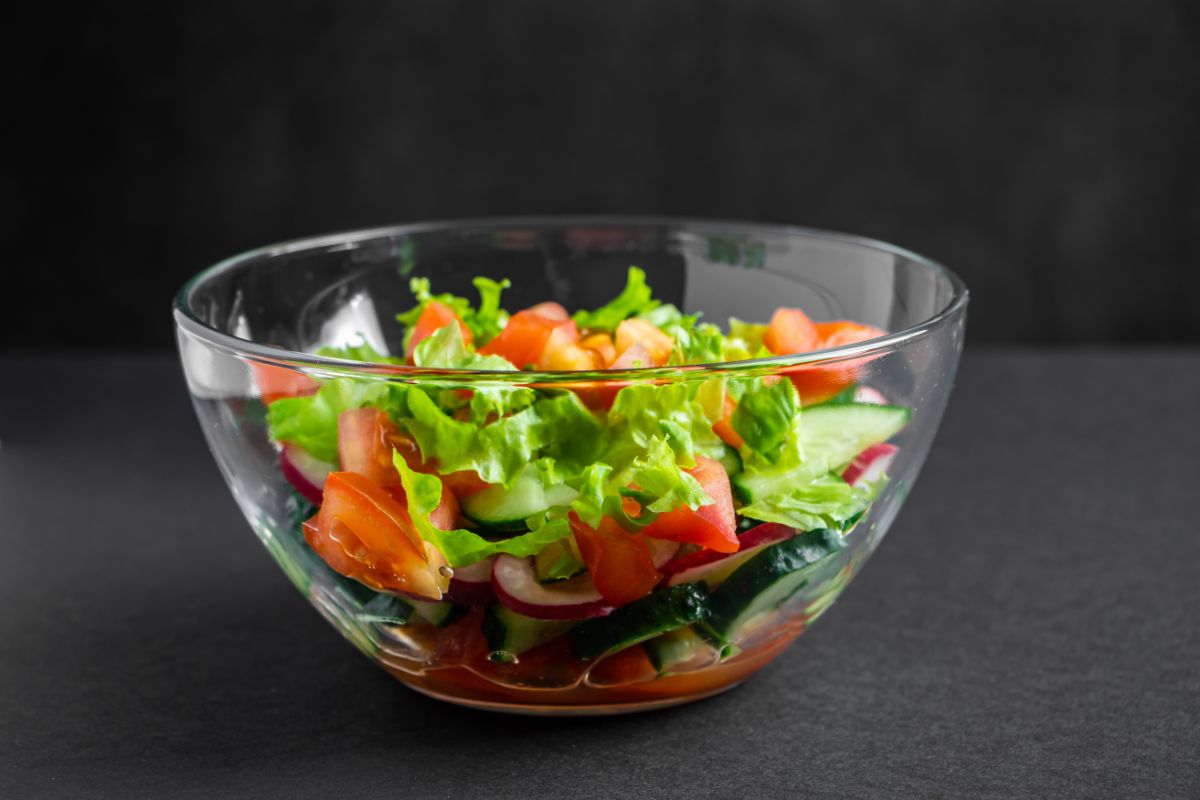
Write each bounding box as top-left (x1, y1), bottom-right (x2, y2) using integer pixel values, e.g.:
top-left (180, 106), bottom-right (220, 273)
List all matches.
top-left (175, 218), bottom-right (967, 715)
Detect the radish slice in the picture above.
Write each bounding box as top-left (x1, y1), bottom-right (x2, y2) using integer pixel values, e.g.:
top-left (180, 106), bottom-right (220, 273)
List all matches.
top-left (842, 443), bottom-right (899, 487)
top-left (647, 538), bottom-right (681, 569)
top-left (854, 386), bottom-right (888, 405)
top-left (445, 556), bottom-right (496, 606)
top-left (493, 555), bottom-right (615, 620)
top-left (280, 444), bottom-right (334, 506)
top-left (662, 523), bottom-right (795, 589)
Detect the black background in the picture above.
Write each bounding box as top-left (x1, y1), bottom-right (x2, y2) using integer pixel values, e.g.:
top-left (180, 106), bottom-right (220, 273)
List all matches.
top-left (5, 0), bottom-right (1199, 349)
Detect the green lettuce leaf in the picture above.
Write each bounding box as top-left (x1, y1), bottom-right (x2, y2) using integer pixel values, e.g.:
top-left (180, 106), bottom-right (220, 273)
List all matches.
top-left (572, 266), bottom-right (660, 331)
top-left (723, 318), bottom-right (770, 362)
top-left (392, 452), bottom-right (572, 567)
top-left (400, 389), bottom-right (603, 487)
top-left (314, 341), bottom-right (401, 364)
top-left (739, 473), bottom-right (881, 532)
top-left (732, 377), bottom-right (802, 463)
top-left (267, 378), bottom-right (395, 463)
top-left (571, 434), bottom-right (711, 529)
top-left (608, 382), bottom-right (725, 466)
top-left (469, 276), bottom-right (511, 344)
top-left (411, 324), bottom-right (536, 424)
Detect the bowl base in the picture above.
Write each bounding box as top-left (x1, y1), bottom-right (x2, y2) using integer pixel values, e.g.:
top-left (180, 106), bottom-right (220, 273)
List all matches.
top-left (401, 680), bottom-right (744, 716)
top-left (381, 626), bottom-right (799, 716)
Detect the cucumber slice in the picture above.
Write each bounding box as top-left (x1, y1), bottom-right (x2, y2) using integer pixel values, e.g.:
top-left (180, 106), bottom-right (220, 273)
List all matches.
top-left (359, 593), bottom-right (416, 625)
top-left (461, 466), bottom-right (579, 532)
top-left (359, 594), bottom-right (462, 627)
top-left (644, 626), bottom-right (714, 673)
top-left (714, 443), bottom-right (743, 478)
top-left (569, 584), bottom-right (710, 661)
top-left (702, 528), bottom-right (844, 643)
top-left (482, 603), bottom-right (577, 659)
top-left (410, 600), bottom-right (464, 627)
top-left (734, 403), bottom-right (909, 502)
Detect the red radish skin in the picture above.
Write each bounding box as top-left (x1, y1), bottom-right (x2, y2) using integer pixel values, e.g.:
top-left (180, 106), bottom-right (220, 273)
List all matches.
top-left (280, 444), bottom-right (334, 505)
top-left (842, 443), bottom-right (899, 487)
top-left (492, 555), bottom-right (615, 620)
top-left (661, 523), bottom-right (795, 589)
top-left (445, 556), bottom-right (497, 605)
top-left (854, 386), bottom-right (888, 405)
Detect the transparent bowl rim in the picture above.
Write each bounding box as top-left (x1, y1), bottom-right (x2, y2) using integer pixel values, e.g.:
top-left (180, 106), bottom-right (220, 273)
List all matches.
top-left (173, 215), bottom-right (969, 383)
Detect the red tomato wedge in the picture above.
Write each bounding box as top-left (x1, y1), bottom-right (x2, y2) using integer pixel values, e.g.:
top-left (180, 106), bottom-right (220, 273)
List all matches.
top-left (614, 319), bottom-right (673, 367)
top-left (478, 309), bottom-right (560, 368)
top-left (314, 472), bottom-right (447, 599)
top-left (568, 513), bottom-right (662, 606)
top-left (337, 408), bottom-right (405, 489)
top-left (712, 394), bottom-right (744, 449)
top-left (407, 301), bottom-right (472, 359)
top-left (763, 307), bottom-right (820, 356)
top-left (251, 362), bottom-right (318, 405)
top-left (641, 455), bottom-right (738, 553)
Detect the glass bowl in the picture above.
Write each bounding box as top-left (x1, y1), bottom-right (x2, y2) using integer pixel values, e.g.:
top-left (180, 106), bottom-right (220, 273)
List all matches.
top-left (174, 217), bottom-right (967, 715)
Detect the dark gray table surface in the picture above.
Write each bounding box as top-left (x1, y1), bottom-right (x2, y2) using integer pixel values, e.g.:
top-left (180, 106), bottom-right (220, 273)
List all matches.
top-left (2, 349), bottom-right (1197, 799)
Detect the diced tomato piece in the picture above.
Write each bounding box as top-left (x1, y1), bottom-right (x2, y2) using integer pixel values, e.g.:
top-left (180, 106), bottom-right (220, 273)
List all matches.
top-left (608, 341), bottom-right (652, 370)
top-left (537, 320), bottom-right (601, 371)
top-left (712, 394), bottom-right (744, 449)
top-left (568, 513), bottom-right (662, 606)
top-left (783, 320), bottom-right (887, 404)
top-left (581, 332), bottom-right (617, 366)
top-left (572, 342), bottom-right (653, 409)
top-left (815, 320), bottom-right (885, 348)
top-left (642, 455), bottom-right (738, 553)
top-left (314, 472), bottom-right (447, 599)
top-left (478, 309), bottom-right (560, 368)
top-left (407, 301), bottom-right (473, 359)
top-left (251, 362), bottom-right (318, 405)
top-left (763, 307), bottom-right (820, 356)
top-left (526, 301), bottom-right (570, 321)
top-left (588, 644), bottom-right (657, 685)
top-left (614, 319), bottom-right (674, 367)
